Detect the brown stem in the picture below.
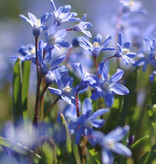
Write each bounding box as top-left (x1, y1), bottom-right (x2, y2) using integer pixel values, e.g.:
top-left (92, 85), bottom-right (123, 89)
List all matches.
top-left (33, 37), bottom-right (41, 126)
top-left (40, 79), bottom-right (46, 121)
top-left (66, 28), bottom-right (73, 31)
top-left (43, 49), bottom-right (46, 59)
top-left (94, 56), bottom-right (101, 79)
top-left (82, 137), bottom-right (87, 164)
top-left (103, 55), bottom-right (116, 64)
top-left (64, 48), bottom-right (73, 64)
top-left (76, 90), bottom-right (80, 117)
top-left (43, 97), bottom-right (60, 120)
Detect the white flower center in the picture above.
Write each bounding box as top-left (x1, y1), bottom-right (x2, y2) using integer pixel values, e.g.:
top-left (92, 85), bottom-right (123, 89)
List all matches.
top-left (107, 140), bottom-right (115, 149)
top-left (36, 19), bottom-right (41, 27)
top-left (121, 48), bottom-right (129, 55)
top-left (93, 42), bottom-right (100, 48)
top-left (62, 86), bottom-right (72, 93)
top-left (30, 48), bottom-right (36, 55)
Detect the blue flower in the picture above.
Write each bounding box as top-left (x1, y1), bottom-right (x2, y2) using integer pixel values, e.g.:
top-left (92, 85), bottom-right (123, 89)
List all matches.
top-left (120, 0), bottom-right (145, 13)
top-left (134, 38), bottom-right (156, 72)
top-left (74, 63), bottom-right (96, 90)
top-left (73, 13), bottom-right (92, 38)
top-left (11, 44), bottom-right (36, 63)
top-left (19, 12), bottom-right (51, 37)
top-left (68, 49), bottom-right (93, 72)
top-left (69, 98), bottom-right (109, 144)
top-left (91, 62), bottom-right (129, 107)
top-left (48, 72), bottom-right (78, 104)
top-left (150, 70), bottom-right (156, 82)
top-left (115, 33), bottom-right (136, 65)
top-left (45, 25), bottom-right (71, 51)
top-left (80, 34), bottom-right (114, 57)
top-left (93, 126), bottom-right (132, 164)
top-left (50, 0), bottom-right (79, 26)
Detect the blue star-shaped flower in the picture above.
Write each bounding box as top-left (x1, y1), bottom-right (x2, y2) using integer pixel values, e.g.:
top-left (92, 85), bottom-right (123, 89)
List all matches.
top-left (73, 13), bottom-right (92, 38)
top-left (11, 44), bottom-right (36, 63)
top-left (134, 38), bottom-right (156, 72)
top-left (69, 98), bottom-right (109, 145)
top-left (50, 0), bottom-right (79, 26)
top-left (45, 25), bottom-right (71, 51)
top-left (120, 0), bottom-right (144, 13)
top-left (93, 126), bottom-right (132, 164)
top-left (115, 33), bottom-right (136, 65)
top-left (74, 63), bottom-right (96, 90)
top-left (19, 12), bottom-right (51, 37)
top-left (80, 34), bottom-right (114, 57)
top-left (91, 62), bottom-right (129, 107)
top-left (48, 72), bottom-right (78, 104)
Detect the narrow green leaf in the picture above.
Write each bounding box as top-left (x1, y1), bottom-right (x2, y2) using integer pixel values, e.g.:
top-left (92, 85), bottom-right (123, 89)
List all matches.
top-left (139, 144), bottom-right (156, 164)
top-left (60, 114), bottom-right (77, 164)
top-left (72, 142), bottom-right (81, 164)
top-left (118, 69), bottom-right (137, 126)
top-left (13, 58), bottom-right (23, 126)
top-left (22, 61), bottom-right (31, 112)
top-left (147, 105), bottom-right (156, 143)
top-left (152, 77), bottom-right (156, 104)
top-left (104, 95), bottom-right (123, 133)
top-left (147, 104), bottom-right (156, 125)
top-left (42, 141), bottom-right (57, 164)
top-left (131, 135), bottom-right (149, 150)
top-left (0, 136), bottom-right (41, 159)
top-left (87, 143), bottom-right (101, 164)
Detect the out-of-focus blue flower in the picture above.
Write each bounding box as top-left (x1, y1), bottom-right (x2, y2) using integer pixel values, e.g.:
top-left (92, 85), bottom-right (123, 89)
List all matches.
top-left (134, 38), bottom-right (156, 72)
top-left (45, 25), bottom-right (71, 51)
top-left (150, 70), bottom-right (156, 82)
top-left (80, 34), bottom-right (114, 57)
top-left (37, 41), bottom-right (66, 85)
top-left (50, 0), bottom-right (79, 26)
top-left (73, 13), bottom-right (92, 38)
top-left (91, 62), bottom-right (129, 107)
top-left (120, 0), bottom-right (144, 13)
top-left (93, 126), bottom-right (132, 164)
top-left (115, 33), bottom-right (136, 65)
top-left (68, 50), bottom-right (93, 72)
top-left (74, 62), bottom-right (96, 91)
top-left (19, 12), bottom-right (51, 37)
top-left (69, 98), bottom-right (109, 144)
top-left (2, 121), bottom-right (38, 149)
top-left (11, 44), bottom-right (36, 63)
top-left (48, 72), bottom-right (78, 104)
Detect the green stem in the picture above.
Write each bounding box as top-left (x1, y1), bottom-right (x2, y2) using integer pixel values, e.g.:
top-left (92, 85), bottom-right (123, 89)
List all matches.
top-left (43, 97), bottom-right (60, 120)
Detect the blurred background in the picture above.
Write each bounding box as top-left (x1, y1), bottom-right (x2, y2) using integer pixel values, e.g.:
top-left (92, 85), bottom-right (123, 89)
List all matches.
top-left (0, 0), bottom-right (156, 127)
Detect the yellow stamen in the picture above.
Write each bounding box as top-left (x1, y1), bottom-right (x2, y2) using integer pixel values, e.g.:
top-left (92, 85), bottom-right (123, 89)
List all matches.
top-left (93, 42), bottom-right (100, 47)
top-left (122, 48), bottom-right (129, 55)
top-left (36, 19), bottom-right (41, 26)
top-left (30, 48), bottom-right (36, 55)
top-left (129, 0), bottom-right (134, 6)
top-left (63, 86), bottom-right (72, 92)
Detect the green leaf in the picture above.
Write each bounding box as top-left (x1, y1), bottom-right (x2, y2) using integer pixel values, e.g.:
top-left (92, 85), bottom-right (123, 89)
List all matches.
top-left (147, 104), bottom-right (156, 125)
top-left (152, 77), bottom-right (156, 104)
top-left (60, 114), bottom-right (77, 164)
top-left (13, 58), bottom-right (23, 126)
top-left (42, 141), bottom-right (57, 164)
top-left (104, 95), bottom-right (123, 133)
top-left (87, 143), bottom-right (101, 164)
top-left (131, 135), bottom-right (149, 151)
top-left (118, 69), bottom-right (137, 126)
top-left (139, 144), bottom-right (156, 164)
top-left (22, 61), bottom-right (31, 112)
top-left (0, 136), bottom-right (41, 159)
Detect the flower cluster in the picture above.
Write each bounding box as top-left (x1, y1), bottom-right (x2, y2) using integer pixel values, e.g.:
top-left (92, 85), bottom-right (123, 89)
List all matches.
top-left (3, 0), bottom-right (156, 163)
